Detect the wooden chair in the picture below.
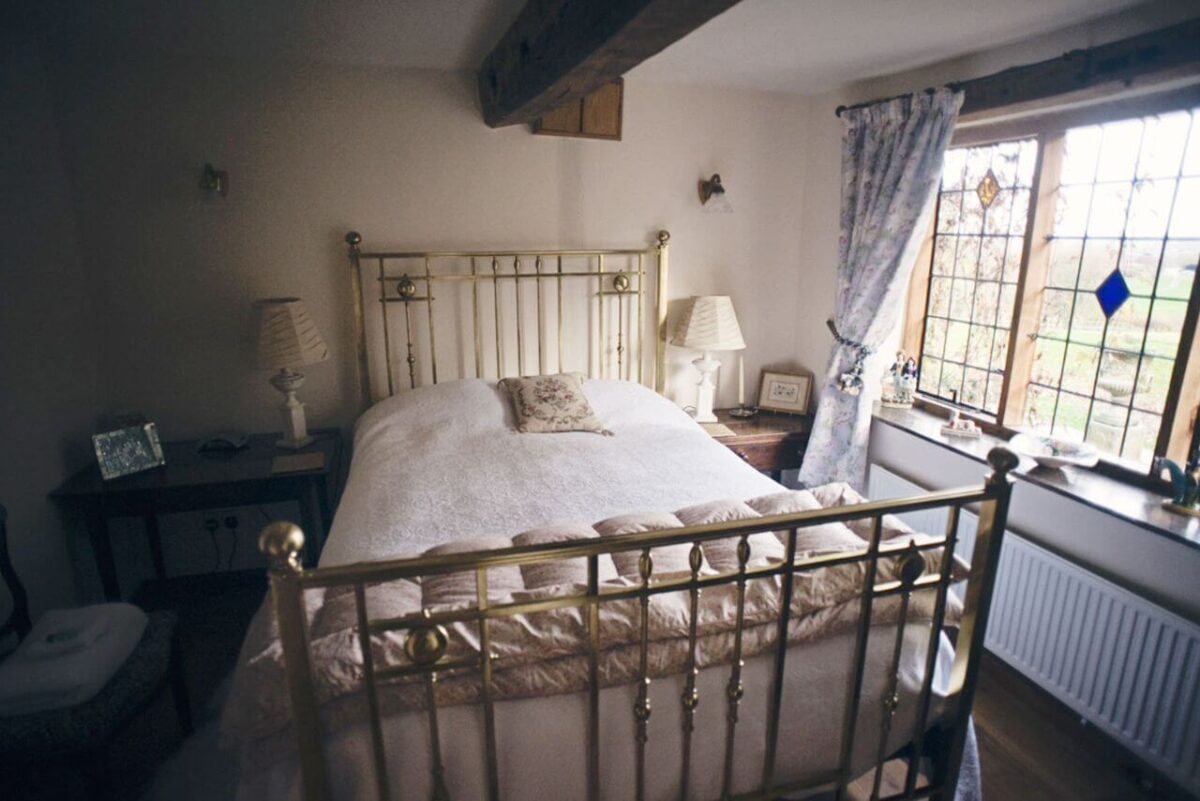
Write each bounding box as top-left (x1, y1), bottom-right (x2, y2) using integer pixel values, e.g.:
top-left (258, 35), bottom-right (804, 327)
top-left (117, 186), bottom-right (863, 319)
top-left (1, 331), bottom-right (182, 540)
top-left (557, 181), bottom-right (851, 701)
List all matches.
top-left (0, 503), bottom-right (192, 800)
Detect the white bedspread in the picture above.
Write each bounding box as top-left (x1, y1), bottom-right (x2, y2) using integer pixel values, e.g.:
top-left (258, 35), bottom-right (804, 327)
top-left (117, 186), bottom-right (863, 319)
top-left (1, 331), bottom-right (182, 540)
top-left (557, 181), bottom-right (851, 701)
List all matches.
top-left (148, 379), bottom-right (957, 801)
top-left (322, 378), bottom-right (782, 565)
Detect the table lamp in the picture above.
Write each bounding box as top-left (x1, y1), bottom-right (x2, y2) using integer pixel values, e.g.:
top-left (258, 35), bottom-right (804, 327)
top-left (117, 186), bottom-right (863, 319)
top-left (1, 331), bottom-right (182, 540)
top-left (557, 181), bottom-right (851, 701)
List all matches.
top-left (254, 298), bottom-right (329, 449)
top-left (671, 295), bottom-right (746, 423)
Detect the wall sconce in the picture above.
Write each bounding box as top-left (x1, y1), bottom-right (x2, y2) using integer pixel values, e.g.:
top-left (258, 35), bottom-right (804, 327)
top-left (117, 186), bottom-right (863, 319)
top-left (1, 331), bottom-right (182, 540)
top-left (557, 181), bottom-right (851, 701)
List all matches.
top-left (200, 163), bottom-right (228, 197)
top-left (698, 173), bottom-right (732, 213)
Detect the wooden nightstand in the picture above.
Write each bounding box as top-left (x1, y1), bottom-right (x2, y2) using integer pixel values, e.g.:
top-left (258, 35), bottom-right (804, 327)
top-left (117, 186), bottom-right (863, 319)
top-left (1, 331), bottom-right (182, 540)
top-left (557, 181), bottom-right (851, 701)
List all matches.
top-left (710, 410), bottom-right (813, 481)
top-left (51, 429), bottom-right (342, 601)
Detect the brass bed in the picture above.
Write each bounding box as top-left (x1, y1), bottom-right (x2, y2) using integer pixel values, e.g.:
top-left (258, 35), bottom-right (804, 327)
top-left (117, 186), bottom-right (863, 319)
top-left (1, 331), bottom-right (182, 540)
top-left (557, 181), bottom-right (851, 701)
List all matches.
top-left (254, 230), bottom-right (1016, 801)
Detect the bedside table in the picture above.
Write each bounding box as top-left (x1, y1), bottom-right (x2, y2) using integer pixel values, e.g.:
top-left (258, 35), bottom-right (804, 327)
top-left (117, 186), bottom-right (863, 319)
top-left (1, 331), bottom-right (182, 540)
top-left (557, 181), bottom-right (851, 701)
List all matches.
top-left (711, 410), bottom-right (813, 481)
top-left (52, 429), bottom-right (342, 601)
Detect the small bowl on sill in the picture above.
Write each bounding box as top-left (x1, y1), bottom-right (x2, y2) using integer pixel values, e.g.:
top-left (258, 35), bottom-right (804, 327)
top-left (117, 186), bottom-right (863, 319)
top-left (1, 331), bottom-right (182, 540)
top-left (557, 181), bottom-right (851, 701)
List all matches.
top-left (1009, 433), bottom-right (1099, 470)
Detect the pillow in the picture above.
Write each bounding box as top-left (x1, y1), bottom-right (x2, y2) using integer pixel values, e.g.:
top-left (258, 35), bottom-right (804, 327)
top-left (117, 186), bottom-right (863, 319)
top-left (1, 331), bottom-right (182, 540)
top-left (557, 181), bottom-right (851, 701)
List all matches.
top-left (499, 373), bottom-right (611, 435)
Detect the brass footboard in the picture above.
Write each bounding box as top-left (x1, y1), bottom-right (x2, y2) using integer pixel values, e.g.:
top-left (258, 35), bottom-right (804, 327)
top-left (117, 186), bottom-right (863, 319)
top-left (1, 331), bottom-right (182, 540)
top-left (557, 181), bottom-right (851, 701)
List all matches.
top-left (258, 448), bottom-right (1018, 801)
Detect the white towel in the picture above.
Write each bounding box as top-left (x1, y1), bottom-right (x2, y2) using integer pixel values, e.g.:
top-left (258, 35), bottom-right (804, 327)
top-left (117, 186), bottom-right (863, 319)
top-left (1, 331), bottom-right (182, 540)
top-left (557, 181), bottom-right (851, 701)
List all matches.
top-left (0, 603), bottom-right (148, 716)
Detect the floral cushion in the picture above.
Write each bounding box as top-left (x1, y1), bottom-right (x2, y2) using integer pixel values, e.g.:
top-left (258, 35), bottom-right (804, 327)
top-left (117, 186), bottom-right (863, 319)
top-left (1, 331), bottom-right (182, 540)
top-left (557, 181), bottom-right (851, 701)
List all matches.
top-left (499, 373), bottom-right (611, 435)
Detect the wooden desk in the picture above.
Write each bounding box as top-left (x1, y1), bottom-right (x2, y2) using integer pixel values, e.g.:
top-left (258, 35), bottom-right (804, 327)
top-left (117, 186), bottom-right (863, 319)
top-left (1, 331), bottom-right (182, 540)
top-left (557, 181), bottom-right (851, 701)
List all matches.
top-left (51, 429), bottom-right (341, 601)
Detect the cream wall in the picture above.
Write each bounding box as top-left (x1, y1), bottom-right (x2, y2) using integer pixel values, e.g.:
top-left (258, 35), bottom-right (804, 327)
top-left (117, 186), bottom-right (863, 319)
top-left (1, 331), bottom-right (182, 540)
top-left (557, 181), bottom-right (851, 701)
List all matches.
top-left (48, 56), bottom-right (815, 441)
top-left (0, 34), bottom-right (104, 618)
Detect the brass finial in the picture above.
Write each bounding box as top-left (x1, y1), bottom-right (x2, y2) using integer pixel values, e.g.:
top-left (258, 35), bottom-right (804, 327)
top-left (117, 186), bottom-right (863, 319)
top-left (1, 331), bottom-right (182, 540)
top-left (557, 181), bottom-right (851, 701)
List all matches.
top-left (613, 274), bottom-right (630, 293)
top-left (258, 522), bottom-right (305, 575)
top-left (987, 447), bottom-right (1020, 476)
top-left (345, 231), bottom-right (362, 248)
top-left (656, 230), bottom-right (670, 249)
top-left (404, 623), bottom-right (449, 666)
top-left (896, 542), bottom-right (926, 587)
top-left (397, 276), bottom-right (417, 299)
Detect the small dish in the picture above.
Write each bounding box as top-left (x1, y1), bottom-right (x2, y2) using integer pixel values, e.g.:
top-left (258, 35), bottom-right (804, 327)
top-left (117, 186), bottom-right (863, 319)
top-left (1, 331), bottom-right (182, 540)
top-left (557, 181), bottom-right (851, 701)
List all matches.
top-left (1009, 433), bottom-right (1099, 470)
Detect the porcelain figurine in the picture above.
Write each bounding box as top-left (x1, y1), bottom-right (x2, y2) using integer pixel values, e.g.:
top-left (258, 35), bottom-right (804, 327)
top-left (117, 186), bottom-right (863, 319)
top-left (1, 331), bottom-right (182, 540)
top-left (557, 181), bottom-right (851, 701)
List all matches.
top-left (1154, 456), bottom-right (1200, 517)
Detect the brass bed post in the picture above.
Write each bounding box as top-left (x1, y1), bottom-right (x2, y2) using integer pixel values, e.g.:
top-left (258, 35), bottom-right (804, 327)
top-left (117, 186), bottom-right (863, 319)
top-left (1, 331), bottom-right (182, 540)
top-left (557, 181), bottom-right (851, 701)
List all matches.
top-left (346, 232), bottom-right (371, 410)
top-left (934, 448), bottom-right (1017, 798)
top-left (259, 523), bottom-right (330, 801)
top-left (654, 231), bottom-right (670, 394)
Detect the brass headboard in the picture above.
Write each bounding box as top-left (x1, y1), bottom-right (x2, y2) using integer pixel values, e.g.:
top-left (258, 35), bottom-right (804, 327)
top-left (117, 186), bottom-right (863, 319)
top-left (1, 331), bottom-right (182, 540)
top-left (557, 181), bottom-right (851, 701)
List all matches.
top-left (345, 230), bottom-right (671, 409)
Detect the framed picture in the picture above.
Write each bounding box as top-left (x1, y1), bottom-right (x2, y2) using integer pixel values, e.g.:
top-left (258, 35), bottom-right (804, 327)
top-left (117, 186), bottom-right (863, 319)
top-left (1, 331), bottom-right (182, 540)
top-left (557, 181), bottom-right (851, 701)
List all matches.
top-left (756, 370), bottom-right (812, 415)
top-left (92, 423), bottom-right (166, 480)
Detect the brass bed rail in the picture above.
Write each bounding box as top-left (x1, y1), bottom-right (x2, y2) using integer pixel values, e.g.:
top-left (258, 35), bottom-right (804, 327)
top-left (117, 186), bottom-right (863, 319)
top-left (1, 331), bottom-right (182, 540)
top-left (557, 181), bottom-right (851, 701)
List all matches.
top-left (258, 448), bottom-right (1019, 801)
top-left (345, 230), bottom-right (671, 409)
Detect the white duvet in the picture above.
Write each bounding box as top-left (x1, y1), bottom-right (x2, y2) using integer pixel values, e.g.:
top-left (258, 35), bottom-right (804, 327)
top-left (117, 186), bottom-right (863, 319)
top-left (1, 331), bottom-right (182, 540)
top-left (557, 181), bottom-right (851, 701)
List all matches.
top-left (321, 378), bottom-right (783, 565)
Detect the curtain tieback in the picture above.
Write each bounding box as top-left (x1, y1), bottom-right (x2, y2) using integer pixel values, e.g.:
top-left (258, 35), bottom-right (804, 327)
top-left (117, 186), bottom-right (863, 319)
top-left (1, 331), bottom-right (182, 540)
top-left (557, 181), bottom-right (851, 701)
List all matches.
top-left (826, 319), bottom-right (873, 396)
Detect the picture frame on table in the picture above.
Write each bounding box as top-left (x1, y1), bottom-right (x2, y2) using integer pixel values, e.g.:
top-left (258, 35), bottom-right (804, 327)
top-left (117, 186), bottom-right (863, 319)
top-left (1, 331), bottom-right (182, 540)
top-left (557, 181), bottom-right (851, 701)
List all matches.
top-left (756, 370), bottom-right (812, 415)
top-left (92, 423), bottom-right (166, 480)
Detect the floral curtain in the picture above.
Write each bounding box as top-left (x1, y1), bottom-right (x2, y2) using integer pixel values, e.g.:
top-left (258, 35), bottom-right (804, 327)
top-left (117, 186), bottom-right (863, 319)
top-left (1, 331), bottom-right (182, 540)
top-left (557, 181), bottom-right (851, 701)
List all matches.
top-left (800, 89), bottom-right (964, 488)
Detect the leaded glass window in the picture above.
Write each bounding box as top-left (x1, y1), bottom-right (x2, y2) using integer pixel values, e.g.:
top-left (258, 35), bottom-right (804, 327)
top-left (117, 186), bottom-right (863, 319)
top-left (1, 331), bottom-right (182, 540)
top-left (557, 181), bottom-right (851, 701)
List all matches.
top-left (918, 138), bottom-right (1037, 413)
top-left (911, 102), bottom-right (1200, 475)
top-left (1026, 110), bottom-right (1200, 468)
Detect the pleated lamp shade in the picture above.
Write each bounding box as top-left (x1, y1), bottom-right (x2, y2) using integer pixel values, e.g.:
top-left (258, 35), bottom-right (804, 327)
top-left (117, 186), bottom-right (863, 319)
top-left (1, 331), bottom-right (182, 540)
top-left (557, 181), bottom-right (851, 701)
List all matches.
top-left (254, 298), bottom-right (329, 370)
top-left (671, 295), bottom-right (746, 351)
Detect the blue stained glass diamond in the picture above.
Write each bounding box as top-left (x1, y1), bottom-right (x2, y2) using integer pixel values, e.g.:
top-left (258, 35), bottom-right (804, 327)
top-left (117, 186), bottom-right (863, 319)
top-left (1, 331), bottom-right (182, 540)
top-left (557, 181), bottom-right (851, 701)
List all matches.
top-left (1095, 269), bottom-right (1131, 319)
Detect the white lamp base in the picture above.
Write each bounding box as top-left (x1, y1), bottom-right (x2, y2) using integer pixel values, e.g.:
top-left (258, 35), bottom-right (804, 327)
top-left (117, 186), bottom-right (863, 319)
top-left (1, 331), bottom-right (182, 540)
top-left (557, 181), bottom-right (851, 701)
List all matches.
top-left (691, 352), bottom-right (720, 423)
top-left (271, 368), bottom-right (315, 450)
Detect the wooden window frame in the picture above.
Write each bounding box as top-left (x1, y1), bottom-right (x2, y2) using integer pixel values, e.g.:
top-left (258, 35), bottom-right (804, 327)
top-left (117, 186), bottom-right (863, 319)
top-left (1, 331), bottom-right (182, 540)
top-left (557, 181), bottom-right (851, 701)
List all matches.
top-left (905, 86), bottom-right (1200, 484)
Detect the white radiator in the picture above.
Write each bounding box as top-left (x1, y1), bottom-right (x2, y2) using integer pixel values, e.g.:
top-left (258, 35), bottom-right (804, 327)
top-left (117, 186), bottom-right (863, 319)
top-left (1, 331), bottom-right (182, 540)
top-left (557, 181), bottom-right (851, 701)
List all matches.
top-left (869, 464), bottom-right (1200, 794)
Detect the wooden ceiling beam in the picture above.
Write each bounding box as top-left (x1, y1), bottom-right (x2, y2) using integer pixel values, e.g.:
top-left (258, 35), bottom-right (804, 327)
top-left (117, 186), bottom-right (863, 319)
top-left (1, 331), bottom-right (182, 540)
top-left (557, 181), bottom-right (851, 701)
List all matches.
top-left (478, 0), bottom-right (742, 128)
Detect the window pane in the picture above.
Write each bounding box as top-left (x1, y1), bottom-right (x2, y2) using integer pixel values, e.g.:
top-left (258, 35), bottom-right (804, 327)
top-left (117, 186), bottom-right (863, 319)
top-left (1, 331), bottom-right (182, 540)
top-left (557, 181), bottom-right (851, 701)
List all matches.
top-left (1061, 342), bottom-right (1099, 395)
top-left (1062, 126), bottom-right (1101, 184)
top-left (1145, 298), bottom-right (1186, 357)
top-left (942, 148), bottom-right (967, 190)
top-left (932, 237), bottom-right (956, 275)
top-left (1117, 240), bottom-right (1163, 296)
top-left (1024, 384), bottom-right (1057, 431)
top-left (1125, 179), bottom-right (1175, 238)
top-left (1039, 288), bottom-right (1074, 338)
top-left (917, 136), bottom-right (1037, 413)
top-left (1087, 400), bottom-right (1129, 454)
top-left (1104, 296), bottom-right (1150, 353)
top-left (929, 277), bottom-right (952, 316)
top-left (1095, 118), bottom-right (1142, 182)
top-left (1068, 291), bottom-right (1105, 346)
top-left (1123, 411), bottom-right (1162, 465)
top-left (1048, 238), bottom-right (1083, 288)
top-left (1055, 185), bottom-right (1091, 236)
top-left (1159, 240), bottom-right (1199, 300)
top-left (937, 192), bottom-right (962, 234)
top-left (1033, 337), bottom-right (1065, 385)
top-left (1169, 178), bottom-right (1200, 237)
top-left (1139, 112), bottom-right (1191, 178)
top-left (1087, 183), bottom-right (1131, 237)
top-left (1053, 392), bottom-right (1090, 441)
top-left (978, 237), bottom-right (1005, 280)
top-left (1018, 108), bottom-right (1200, 469)
top-left (1079, 239), bottom-right (1119, 291)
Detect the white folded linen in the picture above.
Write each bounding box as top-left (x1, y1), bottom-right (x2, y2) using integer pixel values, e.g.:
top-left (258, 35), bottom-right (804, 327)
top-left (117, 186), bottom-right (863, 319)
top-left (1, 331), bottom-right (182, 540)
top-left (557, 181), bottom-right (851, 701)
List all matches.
top-left (0, 603), bottom-right (148, 716)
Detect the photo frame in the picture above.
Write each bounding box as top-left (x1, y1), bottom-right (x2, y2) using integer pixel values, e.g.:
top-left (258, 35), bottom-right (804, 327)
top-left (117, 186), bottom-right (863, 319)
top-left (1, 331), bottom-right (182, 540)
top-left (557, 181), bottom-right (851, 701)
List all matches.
top-left (92, 423), bottom-right (166, 480)
top-left (756, 370), bottom-right (812, 415)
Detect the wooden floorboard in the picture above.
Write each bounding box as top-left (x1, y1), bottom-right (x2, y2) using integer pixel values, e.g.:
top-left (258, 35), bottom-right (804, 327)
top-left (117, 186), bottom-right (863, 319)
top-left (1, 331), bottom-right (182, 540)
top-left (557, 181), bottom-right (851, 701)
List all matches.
top-left (4, 574), bottom-right (1192, 800)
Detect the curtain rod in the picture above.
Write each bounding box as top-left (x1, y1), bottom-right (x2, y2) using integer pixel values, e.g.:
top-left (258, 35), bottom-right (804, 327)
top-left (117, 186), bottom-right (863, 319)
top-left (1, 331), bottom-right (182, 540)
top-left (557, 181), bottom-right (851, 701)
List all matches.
top-left (834, 83), bottom-right (962, 118)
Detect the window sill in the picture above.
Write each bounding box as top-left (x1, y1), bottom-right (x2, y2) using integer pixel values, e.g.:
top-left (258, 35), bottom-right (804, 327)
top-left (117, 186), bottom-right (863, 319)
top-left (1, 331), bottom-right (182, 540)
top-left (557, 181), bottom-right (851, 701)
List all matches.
top-left (872, 403), bottom-right (1200, 553)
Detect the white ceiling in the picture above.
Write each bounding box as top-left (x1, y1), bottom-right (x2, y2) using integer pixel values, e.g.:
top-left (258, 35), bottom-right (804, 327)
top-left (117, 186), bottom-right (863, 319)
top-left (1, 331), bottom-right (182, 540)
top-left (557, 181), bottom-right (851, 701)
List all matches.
top-left (629, 0), bottom-right (1154, 93)
top-left (28, 0), bottom-right (1166, 95)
